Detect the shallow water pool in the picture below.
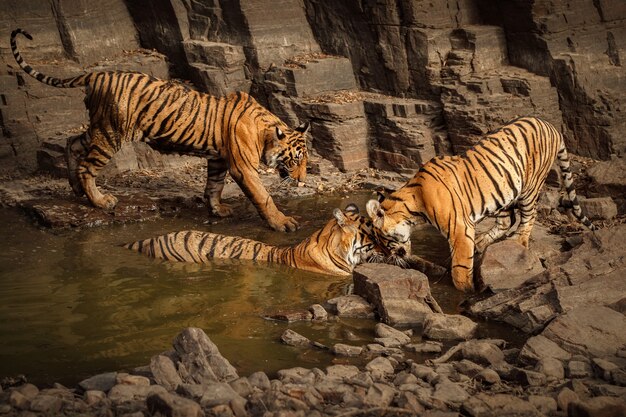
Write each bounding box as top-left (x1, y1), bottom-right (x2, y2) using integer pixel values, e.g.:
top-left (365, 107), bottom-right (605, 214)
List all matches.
top-left (0, 192), bottom-right (522, 386)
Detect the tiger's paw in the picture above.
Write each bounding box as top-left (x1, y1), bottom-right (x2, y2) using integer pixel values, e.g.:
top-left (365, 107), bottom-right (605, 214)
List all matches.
top-left (270, 215), bottom-right (299, 232)
top-left (453, 277), bottom-right (475, 293)
top-left (211, 203), bottom-right (234, 217)
top-left (94, 193), bottom-right (118, 211)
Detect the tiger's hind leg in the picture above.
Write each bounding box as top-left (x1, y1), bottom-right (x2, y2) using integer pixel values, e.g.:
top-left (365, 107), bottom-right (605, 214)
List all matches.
top-left (475, 208), bottom-right (516, 253)
top-left (204, 159), bottom-right (233, 217)
top-left (65, 132), bottom-right (90, 197)
top-left (77, 126), bottom-right (119, 210)
top-left (511, 194), bottom-right (540, 248)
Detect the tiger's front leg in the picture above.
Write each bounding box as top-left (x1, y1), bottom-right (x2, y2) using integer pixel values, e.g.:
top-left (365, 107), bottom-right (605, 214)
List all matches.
top-left (230, 165), bottom-right (298, 232)
top-left (448, 224), bottom-right (476, 292)
top-left (204, 159), bottom-right (233, 217)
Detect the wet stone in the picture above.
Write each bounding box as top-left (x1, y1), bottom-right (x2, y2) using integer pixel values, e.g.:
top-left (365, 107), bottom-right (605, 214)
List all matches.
top-left (309, 304), bottom-right (328, 321)
top-left (108, 384), bottom-right (167, 404)
top-left (365, 357), bottom-right (395, 378)
top-left (325, 295), bottom-right (375, 318)
top-left (79, 372), bottom-right (118, 393)
top-left (592, 358), bottom-right (619, 382)
top-left (423, 313), bottom-right (478, 341)
top-left (461, 340), bottom-right (505, 366)
top-left (405, 341), bottom-right (443, 353)
top-left (374, 323), bottom-right (411, 345)
top-left (247, 372), bottom-right (271, 391)
top-left (332, 343), bottom-right (363, 357)
top-left (280, 329), bottom-right (312, 348)
top-left (267, 310), bottom-right (313, 322)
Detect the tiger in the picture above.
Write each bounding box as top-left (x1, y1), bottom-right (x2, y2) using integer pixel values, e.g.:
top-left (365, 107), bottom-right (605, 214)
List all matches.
top-left (11, 28), bottom-right (309, 232)
top-left (124, 204), bottom-right (385, 276)
top-left (366, 116), bottom-right (596, 292)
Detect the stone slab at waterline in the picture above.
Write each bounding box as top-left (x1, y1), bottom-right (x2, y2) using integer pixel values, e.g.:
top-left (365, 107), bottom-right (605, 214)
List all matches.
top-left (353, 263), bottom-right (442, 327)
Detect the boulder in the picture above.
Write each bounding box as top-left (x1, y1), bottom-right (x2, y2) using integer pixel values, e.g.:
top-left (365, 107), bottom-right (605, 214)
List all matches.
top-left (423, 313), bottom-right (478, 341)
top-left (578, 197), bottom-right (618, 220)
top-left (324, 295), bottom-right (374, 318)
top-left (353, 263), bottom-right (442, 327)
top-left (478, 240), bottom-right (545, 292)
top-left (173, 327), bottom-right (239, 384)
top-left (542, 306), bottom-right (626, 358)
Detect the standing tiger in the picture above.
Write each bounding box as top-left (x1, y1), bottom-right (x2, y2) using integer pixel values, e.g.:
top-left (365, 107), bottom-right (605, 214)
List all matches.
top-left (11, 29), bottom-right (309, 232)
top-left (366, 117), bottom-right (596, 292)
top-left (124, 204), bottom-right (384, 276)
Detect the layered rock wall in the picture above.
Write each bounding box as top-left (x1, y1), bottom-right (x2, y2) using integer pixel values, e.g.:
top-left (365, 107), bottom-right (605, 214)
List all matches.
top-left (0, 0), bottom-right (624, 178)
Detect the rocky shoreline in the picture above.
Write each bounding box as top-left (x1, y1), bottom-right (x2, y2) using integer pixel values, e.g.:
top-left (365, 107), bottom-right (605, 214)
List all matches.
top-left (1, 154), bottom-right (625, 416)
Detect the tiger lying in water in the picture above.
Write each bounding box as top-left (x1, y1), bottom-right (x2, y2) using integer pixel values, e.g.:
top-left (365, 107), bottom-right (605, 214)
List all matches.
top-left (11, 29), bottom-right (309, 232)
top-left (367, 117), bottom-right (596, 292)
top-left (124, 204), bottom-right (386, 276)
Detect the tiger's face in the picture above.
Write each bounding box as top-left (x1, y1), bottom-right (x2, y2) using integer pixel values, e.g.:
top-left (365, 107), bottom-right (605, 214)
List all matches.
top-left (366, 198), bottom-right (413, 264)
top-left (265, 122), bottom-right (309, 183)
top-left (329, 204), bottom-right (387, 266)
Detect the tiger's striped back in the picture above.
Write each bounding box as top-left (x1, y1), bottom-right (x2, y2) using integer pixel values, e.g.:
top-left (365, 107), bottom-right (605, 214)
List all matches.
top-left (367, 117), bottom-right (596, 292)
top-left (124, 205), bottom-right (383, 276)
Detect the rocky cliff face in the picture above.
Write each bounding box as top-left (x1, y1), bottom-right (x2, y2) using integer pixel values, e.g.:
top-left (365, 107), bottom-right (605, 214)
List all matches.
top-left (0, 0), bottom-right (624, 177)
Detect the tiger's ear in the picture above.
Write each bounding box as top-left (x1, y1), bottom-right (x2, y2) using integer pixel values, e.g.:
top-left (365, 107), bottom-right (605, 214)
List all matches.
top-left (276, 127), bottom-right (286, 141)
top-left (333, 208), bottom-right (348, 227)
top-left (344, 203), bottom-right (359, 215)
top-left (295, 121), bottom-right (310, 134)
top-left (376, 191), bottom-right (386, 203)
top-left (366, 199), bottom-right (385, 227)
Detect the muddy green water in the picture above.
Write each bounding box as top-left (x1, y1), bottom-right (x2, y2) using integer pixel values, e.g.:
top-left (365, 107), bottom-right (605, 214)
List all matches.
top-left (0, 193), bottom-right (523, 386)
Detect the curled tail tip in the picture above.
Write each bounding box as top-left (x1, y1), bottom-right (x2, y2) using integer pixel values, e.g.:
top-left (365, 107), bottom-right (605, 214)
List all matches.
top-left (11, 28), bottom-right (32, 40)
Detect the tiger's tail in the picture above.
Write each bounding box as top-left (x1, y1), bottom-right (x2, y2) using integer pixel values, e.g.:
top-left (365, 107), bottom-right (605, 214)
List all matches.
top-left (10, 28), bottom-right (87, 88)
top-left (123, 230), bottom-right (275, 263)
top-left (556, 139), bottom-right (597, 230)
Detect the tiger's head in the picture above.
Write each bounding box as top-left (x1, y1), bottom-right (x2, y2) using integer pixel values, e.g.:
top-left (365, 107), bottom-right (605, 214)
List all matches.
top-left (264, 122), bottom-right (310, 184)
top-left (365, 193), bottom-right (413, 266)
top-left (315, 204), bottom-right (387, 272)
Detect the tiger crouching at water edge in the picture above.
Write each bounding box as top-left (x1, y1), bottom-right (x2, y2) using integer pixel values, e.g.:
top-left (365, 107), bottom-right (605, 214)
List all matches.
top-left (366, 116), bottom-right (597, 292)
top-left (11, 29), bottom-right (309, 232)
top-left (124, 204), bottom-right (385, 276)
